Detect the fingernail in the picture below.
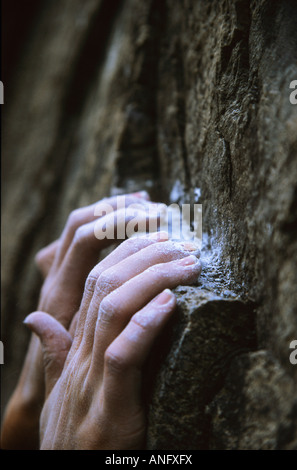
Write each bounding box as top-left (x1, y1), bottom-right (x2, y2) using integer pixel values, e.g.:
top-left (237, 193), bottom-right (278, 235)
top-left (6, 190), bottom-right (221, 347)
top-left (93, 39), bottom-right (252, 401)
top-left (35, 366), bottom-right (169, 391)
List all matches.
top-left (147, 231), bottom-right (169, 240)
top-left (132, 191), bottom-right (150, 200)
top-left (177, 255), bottom-right (198, 266)
top-left (155, 289), bottom-right (174, 305)
top-left (179, 242), bottom-right (200, 252)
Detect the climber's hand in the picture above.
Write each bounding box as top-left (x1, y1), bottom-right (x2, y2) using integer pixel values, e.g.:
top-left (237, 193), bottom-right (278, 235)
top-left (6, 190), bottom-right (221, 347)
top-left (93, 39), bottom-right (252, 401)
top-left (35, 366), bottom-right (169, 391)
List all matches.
top-left (35, 192), bottom-right (159, 328)
top-left (24, 236), bottom-right (201, 449)
top-left (0, 191), bottom-right (164, 449)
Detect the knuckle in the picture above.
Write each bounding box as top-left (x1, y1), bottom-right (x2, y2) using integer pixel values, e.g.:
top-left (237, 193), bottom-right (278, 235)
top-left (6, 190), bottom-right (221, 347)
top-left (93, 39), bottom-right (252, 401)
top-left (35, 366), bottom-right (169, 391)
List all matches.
top-left (121, 236), bottom-right (139, 249)
top-left (66, 209), bottom-right (84, 234)
top-left (72, 225), bottom-right (88, 247)
top-left (131, 313), bottom-right (150, 332)
top-left (98, 296), bottom-right (117, 325)
top-left (119, 235), bottom-right (152, 254)
top-left (153, 240), bottom-right (183, 258)
top-left (97, 269), bottom-right (121, 293)
top-left (104, 348), bottom-right (129, 374)
top-left (118, 237), bottom-right (141, 254)
top-left (85, 267), bottom-right (101, 293)
top-left (146, 262), bottom-right (166, 277)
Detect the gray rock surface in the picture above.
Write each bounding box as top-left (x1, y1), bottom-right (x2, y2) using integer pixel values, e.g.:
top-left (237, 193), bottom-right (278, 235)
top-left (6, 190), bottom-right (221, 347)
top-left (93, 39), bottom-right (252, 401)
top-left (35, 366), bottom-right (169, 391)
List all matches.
top-left (2, 0), bottom-right (297, 449)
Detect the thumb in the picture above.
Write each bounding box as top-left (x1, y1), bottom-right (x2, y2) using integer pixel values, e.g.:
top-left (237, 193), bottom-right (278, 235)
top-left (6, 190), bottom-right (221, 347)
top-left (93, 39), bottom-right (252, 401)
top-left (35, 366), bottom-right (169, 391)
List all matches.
top-left (24, 311), bottom-right (72, 397)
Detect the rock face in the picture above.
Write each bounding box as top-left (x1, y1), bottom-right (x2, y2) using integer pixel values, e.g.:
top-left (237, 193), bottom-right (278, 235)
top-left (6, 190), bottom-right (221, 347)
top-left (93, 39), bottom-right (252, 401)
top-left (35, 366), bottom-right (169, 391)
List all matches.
top-left (2, 0), bottom-right (297, 449)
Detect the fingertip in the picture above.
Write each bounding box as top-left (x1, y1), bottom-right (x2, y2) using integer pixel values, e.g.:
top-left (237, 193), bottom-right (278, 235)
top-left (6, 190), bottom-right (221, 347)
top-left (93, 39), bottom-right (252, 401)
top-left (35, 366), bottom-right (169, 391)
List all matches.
top-left (23, 311), bottom-right (45, 329)
top-left (146, 231), bottom-right (169, 241)
top-left (131, 190), bottom-right (150, 201)
top-left (153, 288), bottom-right (176, 307)
top-left (23, 311), bottom-right (72, 345)
top-left (23, 312), bottom-right (57, 342)
top-left (23, 311), bottom-right (50, 341)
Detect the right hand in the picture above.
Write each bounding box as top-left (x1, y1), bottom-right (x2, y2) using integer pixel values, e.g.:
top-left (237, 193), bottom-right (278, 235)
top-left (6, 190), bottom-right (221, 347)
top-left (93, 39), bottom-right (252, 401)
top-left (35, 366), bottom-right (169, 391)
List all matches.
top-left (25, 236), bottom-right (202, 449)
top-left (0, 191), bottom-right (164, 449)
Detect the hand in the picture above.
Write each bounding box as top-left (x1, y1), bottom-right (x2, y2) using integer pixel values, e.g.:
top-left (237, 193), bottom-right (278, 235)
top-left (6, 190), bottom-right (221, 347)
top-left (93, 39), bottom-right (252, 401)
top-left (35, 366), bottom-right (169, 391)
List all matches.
top-left (24, 237), bottom-right (202, 449)
top-left (0, 192), bottom-right (161, 449)
top-left (36, 192), bottom-right (157, 328)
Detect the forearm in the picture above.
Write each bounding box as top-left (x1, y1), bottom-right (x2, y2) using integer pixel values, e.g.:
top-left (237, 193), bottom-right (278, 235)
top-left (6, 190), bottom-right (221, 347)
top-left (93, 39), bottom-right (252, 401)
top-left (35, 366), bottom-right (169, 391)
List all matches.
top-left (1, 335), bottom-right (44, 449)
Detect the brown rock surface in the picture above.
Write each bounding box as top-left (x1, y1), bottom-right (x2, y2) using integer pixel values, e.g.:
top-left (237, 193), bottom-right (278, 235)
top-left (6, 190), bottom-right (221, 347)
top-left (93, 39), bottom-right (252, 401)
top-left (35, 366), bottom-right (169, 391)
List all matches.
top-left (2, 0), bottom-right (297, 449)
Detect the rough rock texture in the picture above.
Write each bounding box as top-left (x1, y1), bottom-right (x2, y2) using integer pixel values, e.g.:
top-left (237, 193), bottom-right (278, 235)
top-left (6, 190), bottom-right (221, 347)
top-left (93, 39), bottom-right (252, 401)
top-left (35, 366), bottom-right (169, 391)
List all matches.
top-left (2, 0), bottom-right (297, 449)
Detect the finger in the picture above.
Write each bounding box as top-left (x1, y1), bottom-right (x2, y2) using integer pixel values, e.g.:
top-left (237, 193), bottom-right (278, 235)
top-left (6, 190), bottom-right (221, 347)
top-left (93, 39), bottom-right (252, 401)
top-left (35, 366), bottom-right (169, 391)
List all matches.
top-left (89, 254), bottom-right (201, 374)
top-left (49, 208), bottom-right (161, 326)
top-left (24, 312), bottom-right (72, 397)
top-left (80, 240), bottom-right (200, 348)
top-left (52, 193), bottom-right (153, 270)
top-left (71, 233), bottom-right (169, 352)
top-left (68, 310), bottom-right (79, 337)
top-left (34, 240), bottom-right (60, 278)
top-left (129, 190), bottom-right (150, 201)
top-left (102, 289), bottom-right (176, 415)
top-left (94, 240), bottom-right (200, 299)
top-left (93, 204), bottom-right (162, 241)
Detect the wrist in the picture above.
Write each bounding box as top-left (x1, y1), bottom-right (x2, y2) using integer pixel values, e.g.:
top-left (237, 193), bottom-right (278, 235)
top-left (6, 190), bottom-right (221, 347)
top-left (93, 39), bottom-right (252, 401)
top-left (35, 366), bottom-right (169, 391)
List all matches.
top-left (12, 334), bottom-right (45, 409)
top-left (1, 336), bottom-right (44, 450)
top-left (1, 391), bottom-right (41, 449)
